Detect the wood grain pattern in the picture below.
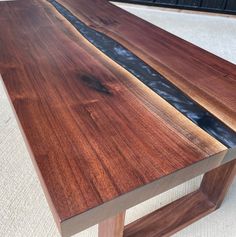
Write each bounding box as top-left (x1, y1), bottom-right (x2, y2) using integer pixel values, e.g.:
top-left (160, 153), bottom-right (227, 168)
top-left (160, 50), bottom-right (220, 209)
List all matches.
top-left (124, 190), bottom-right (215, 237)
top-left (59, 0), bottom-right (236, 131)
top-left (47, 0), bottom-right (236, 149)
top-left (0, 0), bottom-right (236, 236)
top-left (201, 159), bottom-right (236, 207)
top-left (124, 159), bottom-right (236, 237)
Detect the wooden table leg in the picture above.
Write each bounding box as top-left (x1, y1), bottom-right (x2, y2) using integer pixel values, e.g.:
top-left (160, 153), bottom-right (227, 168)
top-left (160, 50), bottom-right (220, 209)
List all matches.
top-left (201, 159), bottom-right (236, 208)
top-left (124, 160), bottom-right (236, 237)
top-left (97, 161), bottom-right (236, 237)
top-left (98, 212), bottom-right (125, 237)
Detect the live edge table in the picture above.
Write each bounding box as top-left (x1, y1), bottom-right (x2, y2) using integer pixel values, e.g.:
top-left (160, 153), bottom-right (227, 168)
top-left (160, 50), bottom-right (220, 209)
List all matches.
top-left (1, 0), bottom-right (236, 237)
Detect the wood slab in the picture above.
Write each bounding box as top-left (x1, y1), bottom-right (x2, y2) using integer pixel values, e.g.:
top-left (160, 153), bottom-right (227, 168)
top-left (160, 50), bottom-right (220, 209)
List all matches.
top-left (0, 0), bottom-right (236, 236)
top-left (124, 159), bottom-right (236, 237)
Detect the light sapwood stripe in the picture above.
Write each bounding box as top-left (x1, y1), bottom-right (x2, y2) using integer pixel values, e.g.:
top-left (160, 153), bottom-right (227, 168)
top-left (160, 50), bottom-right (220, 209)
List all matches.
top-left (48, 0), bottom-right (236, 148)
top-left (58, 0), bottom-right (236, 132)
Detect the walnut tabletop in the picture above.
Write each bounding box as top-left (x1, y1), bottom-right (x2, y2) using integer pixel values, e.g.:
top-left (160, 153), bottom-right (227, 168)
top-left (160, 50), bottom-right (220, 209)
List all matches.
top-left (0, 0), bottom-right (236, 237)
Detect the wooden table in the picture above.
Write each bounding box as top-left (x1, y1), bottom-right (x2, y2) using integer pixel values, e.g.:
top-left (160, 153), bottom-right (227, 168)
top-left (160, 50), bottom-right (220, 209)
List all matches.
top-left (1, 0), bottom-right (236, 236)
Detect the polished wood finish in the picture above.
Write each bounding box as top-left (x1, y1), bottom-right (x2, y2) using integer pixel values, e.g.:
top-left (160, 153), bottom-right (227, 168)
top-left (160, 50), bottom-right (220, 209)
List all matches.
top-left (99, 212), bottom-right (125, 237)
top-left (124, 159), bottom-right (236, 237)
top-left (0, 0), bottom-right (236, 236)
top-left (124, 190), bottom-right (215, 237)
top-left (201, 159), bottom-right (236, 207)
top-left (60, 0), bottom-right (236, 130)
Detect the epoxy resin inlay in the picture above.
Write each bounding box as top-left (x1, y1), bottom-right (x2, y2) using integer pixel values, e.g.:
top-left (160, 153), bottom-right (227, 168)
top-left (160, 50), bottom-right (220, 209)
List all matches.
top-left (48, 0), bottom-right (236, 148)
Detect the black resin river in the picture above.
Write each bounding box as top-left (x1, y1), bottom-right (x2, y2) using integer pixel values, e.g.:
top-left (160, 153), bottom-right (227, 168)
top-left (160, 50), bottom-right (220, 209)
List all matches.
top-left (48, 0), bottom-right (236, 148)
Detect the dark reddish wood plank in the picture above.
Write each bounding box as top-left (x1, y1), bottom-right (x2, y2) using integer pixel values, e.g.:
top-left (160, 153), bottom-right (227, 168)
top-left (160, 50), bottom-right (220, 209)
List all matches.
top-left (201, 159), bottom-right (236, 207)
top-left (46, 0), bottom-right (236, 149)
top-left (0, 0), bottom-right (235, 236)
top-left (124, 190), bottom-right (215, 237)
top-left (59, 0), bottom-right (236, 131)
top-left (124, 159), bottom-right (236, 237)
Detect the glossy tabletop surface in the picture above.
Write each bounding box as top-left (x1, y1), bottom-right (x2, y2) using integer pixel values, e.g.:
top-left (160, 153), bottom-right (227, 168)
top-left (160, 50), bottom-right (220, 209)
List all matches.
top-left (0, 0), bottom-right (236, 236)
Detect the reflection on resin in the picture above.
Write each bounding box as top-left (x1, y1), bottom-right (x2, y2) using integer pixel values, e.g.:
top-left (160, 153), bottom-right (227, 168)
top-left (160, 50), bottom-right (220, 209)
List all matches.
top-left (48, 0), bottom-right (236, 148)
